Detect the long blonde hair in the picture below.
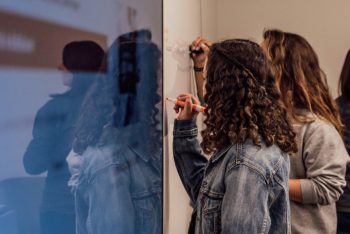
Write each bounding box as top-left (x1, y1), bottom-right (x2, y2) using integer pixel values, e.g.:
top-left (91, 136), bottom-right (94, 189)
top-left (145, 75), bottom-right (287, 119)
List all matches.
top-left (263, 29), bottom-right (342, 134)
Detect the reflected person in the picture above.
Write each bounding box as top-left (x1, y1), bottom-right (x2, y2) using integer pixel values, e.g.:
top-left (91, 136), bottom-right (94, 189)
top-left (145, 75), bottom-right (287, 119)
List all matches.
top-left (23, 41), bottom-right (105, 234)
top-left (67, 30), bottom-right (162, 234)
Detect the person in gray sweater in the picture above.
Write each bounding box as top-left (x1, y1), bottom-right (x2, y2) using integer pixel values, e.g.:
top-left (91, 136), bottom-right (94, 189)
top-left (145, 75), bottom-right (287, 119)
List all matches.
top-left (262, 29), bottom-right (350, 234)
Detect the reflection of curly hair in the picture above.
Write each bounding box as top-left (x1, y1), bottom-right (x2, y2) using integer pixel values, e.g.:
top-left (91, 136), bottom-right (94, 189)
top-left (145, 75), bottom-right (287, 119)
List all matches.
top-left (73, 32), bottom-right (162, 156)
top-left (201, 39), bottom-right (297, 155)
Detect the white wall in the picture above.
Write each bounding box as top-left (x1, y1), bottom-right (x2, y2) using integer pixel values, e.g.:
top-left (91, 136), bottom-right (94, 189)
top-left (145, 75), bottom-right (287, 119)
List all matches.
top-left (163, 0), bottom-right (204, 233)
top-left (216, 0), bottom-right (350, 96)
top-left (201, 0), bottom-right (218, 41)
top-left (163, 0), bottom-right (218, 233)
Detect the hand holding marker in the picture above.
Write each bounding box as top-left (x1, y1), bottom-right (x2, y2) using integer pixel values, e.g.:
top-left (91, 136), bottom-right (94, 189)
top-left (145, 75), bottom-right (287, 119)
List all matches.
top-left (166, 97), bottom-right (205, 113)
top-left (189, 45), bottom-right (205, 55)
top-left (190, 37), bottom-right (211, 60)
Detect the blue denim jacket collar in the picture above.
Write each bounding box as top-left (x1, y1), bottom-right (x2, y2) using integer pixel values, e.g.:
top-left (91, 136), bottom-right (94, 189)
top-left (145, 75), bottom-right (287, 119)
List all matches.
top-left (211, 140), bottom-right (254, 163)
top-left (210, 144), bottom-right (235, 163)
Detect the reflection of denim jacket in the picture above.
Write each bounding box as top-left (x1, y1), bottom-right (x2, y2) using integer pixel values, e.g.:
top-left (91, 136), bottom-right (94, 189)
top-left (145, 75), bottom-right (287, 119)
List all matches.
top-left (173, 119), bottom-right (291, 234)
top-left (69, 135), bottom-right (162, 234)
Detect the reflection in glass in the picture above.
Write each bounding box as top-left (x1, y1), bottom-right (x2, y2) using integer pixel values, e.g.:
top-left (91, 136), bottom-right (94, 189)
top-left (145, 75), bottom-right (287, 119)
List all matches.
top-left (69, 30), bottom-right (162, 234)
top-left (23, 41), bottom-right (105, 234)
top-left (0, 1), bottom-right (162, 233)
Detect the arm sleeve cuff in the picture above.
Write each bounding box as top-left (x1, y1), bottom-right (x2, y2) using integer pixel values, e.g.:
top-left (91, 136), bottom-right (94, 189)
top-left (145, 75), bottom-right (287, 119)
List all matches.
top-left (300, 179), bottom-right (318, 204)
top-left (173, 119), bottom-right (197, 137)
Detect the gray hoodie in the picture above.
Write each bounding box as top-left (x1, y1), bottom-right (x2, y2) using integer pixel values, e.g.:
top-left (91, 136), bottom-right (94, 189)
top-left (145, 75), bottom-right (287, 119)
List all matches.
top-left (290, 110), bottom-right (349, 234)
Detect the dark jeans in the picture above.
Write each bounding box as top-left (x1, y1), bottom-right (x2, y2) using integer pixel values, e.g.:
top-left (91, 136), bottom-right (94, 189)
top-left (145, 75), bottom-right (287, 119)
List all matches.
top-left (338, 212), bottom-right (350, 234)
top-left (40, 211), bottom-right (75, 234)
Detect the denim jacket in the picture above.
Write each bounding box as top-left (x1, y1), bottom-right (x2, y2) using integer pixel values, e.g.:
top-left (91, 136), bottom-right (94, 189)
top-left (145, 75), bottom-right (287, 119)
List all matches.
top-left (173, 119), bottom-right (291, 234)
top-left (68, 126), bottom-right (162, 234)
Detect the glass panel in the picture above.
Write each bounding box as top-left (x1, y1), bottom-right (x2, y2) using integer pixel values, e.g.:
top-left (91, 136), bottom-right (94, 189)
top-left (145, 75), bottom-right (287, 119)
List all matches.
top-left (0, 1), bottom-right (162, 233)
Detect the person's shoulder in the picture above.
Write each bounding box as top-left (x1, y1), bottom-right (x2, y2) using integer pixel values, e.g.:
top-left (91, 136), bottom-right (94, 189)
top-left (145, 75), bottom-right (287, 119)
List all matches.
top-left (34, 97), bottom-right (59, 119)
top-left (49, 92), bottom-right (84, 112)
top-left (227, 140), bottom-right (288, 180)
top-left (40, 94), bottom-right (74, 110)
top-left (292, 109), bottom-right (339, 138)
top-left (298, 118), bottom-right (344, 149)
top-left (305, 118), bottom-right (339, 137)
top-left (51, 92), bottom-right (82, 104)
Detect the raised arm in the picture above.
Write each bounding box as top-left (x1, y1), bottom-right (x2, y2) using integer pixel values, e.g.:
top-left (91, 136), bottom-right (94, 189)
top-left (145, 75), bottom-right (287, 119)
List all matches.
top-left (190, 37), bottom-right (211, 103)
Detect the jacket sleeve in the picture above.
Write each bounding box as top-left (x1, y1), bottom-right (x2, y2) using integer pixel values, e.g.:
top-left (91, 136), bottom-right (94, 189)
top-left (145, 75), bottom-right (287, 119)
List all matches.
top-left (23, 102), bottom-right (58, 174)
top-left (221, 165), bottom-right (270, 234)
top-left (300, 121), bottom-right (350, 205)
top-left (173, 119), bottom-right (208, 204)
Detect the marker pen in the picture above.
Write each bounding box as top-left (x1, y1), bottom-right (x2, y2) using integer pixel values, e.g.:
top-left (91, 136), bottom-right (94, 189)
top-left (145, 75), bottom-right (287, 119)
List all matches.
top-left (189, 44), bottom-right (211, 55)
top-left (166, 97), bottom-right (205, 113)
top-left (189, 45), bottom-right (204, 55)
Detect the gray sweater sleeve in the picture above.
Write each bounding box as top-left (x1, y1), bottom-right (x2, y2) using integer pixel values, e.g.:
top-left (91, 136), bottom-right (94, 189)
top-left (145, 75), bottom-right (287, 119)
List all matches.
top-left (300, 121), bottom-right (350, 205)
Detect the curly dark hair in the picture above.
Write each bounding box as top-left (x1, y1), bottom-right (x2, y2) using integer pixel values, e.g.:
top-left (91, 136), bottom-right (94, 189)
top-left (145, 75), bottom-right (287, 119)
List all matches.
top-left (201, 39), bottom-right (297, 155)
